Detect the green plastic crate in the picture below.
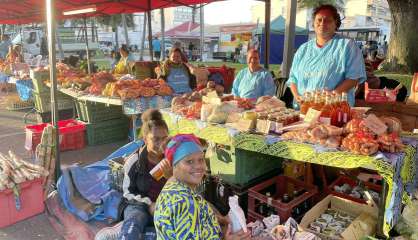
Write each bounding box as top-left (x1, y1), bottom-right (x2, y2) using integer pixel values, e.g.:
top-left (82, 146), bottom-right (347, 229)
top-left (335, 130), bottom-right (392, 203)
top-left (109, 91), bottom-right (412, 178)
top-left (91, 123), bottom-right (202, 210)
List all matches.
top-left (30, 70), bottom-right (50, 94)
top-left (208, 145), bottom-right (283, 186)
top-left (75, 100), bottom-right (124, 123)
top-left (33, 91), bottom-right (74, 113)
top-left (85, 118), bottom-right (129, 145)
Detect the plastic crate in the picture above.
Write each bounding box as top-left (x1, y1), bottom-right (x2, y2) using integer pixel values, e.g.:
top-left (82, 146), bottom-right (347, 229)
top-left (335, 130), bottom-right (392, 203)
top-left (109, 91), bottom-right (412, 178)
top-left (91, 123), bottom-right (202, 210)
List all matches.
top-left (25, 119), bottom-right (86, 152)
top-left (207, 66), bottom-right (235, 93)
top-left (30, 69), bottom-right (50, 93)
top-left (327, 175), bottom-right (382, 204)
top-left (36, 108), bottom-right (75, 123)
top-left (248, 175), bottom-right (318, 223)
top-left (33, 91), bottom-right (74, 113)
top-left (75, 100), bottom-right (124, 123)
top-left (108, 157), bottom-right (125, 192)
top-left (205, 170), bottom-right (280, 216)
top-left (0, 178), bottom-right (45, 228)
top-left (208, 144), bottom-right (282, 186)
top-left (85, 118), bottom-right (129, 146)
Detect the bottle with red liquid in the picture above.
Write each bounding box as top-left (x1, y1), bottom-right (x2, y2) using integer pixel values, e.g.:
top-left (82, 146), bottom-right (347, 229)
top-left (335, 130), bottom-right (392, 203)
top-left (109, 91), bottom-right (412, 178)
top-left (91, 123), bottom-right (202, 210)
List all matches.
top-left (300, 92), bottom-right (311, 115)
top-left (340, 92), bottom-right (351, 125)
top-left (319, 94), bottom-right (333, 125)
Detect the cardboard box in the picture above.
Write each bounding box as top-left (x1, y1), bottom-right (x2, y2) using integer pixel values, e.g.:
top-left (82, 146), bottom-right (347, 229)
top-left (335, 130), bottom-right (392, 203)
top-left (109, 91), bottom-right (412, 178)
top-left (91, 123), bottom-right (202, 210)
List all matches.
top-left (300, 195), bottom-right (377, 240)
top-left (365, 82), bottom-right (398, 103)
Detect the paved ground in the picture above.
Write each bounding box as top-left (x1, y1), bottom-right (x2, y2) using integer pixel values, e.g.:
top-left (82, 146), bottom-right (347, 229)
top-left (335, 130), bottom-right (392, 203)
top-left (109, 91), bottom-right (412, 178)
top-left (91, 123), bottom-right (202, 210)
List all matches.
top-left (0, 91), bottom-right (127, 240)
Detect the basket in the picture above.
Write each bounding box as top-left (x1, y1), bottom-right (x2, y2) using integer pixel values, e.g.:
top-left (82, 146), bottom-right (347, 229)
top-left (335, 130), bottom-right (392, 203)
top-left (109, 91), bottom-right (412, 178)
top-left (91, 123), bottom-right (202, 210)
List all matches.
top-left (248, 175), bottom-right (318, 223)
top-left (25, 119), bottom-right (86, 152)
top-left (30, 69), bottom-right (50, 93)
top-left (85, 117), bottom-right (129, 145)
top-left (33, 91), bottom-right (74, 113)
top-left (75, 100), bottom-right (124, 123)
top-left (108, 157), bottom-right (125, 192)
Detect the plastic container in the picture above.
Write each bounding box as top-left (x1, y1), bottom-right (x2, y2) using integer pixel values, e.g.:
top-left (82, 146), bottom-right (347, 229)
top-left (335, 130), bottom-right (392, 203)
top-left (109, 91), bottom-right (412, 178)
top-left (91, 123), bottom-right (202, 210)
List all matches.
top-left (30, 69), bottom-right (50, 93)
top-left (75, 100), bottom-right (124, 123)
top-left (85, 117), bottom-right (129, 145)
top-left (327, 175), bottom-right (382, 204)
top-left (248, 175), bottom-right (318, 223)
top-left (0, 178), bottom-right (45, 228)
top-left (33, 91), bottom-right (74, 113)
top-left (36, 108), bottom-right (75, 124)
top-left (208, 144), bottom-right (282, 186)
top-left (25, 119), bottom-right (86, 152)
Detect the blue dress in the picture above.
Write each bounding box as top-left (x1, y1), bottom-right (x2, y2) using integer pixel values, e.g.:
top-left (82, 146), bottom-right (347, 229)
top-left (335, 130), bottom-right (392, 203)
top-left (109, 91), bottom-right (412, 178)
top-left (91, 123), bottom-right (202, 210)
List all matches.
top-left (286, 34), bottom-right (366, 107)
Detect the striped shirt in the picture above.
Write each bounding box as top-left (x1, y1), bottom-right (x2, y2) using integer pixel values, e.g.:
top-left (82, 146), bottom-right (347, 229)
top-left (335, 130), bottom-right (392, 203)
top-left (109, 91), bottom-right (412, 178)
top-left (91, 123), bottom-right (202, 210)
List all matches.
top-left (154, 180), bottom-right (222, 240)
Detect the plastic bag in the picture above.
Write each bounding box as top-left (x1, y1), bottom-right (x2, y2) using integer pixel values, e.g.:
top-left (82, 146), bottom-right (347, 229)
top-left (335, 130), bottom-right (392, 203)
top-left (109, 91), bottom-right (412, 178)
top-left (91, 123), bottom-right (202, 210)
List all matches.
top-left (201, 103), bottom-right (214, 122)
top-left (228, 195), bottom-right (248, 233)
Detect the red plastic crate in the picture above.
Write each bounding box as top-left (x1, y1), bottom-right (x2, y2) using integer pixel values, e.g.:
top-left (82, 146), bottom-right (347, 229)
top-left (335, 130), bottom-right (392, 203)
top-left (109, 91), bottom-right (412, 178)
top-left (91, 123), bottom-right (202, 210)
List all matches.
top-left (25, 119), bottom-right (86, 152)
top-left (248, 175), bottom-right (318, 223)
top-left (0, 178), bottom-right (45, 228)
top-left (207, 66), bottom-right (235, 93)
top-left (327, 175), bottom-right (382, 204)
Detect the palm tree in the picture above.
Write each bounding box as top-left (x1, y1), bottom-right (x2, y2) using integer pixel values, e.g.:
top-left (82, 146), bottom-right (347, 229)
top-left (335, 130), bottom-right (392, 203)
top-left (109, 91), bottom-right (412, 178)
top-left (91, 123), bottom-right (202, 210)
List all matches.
top-left (96, 14), bottom-right (134, 51)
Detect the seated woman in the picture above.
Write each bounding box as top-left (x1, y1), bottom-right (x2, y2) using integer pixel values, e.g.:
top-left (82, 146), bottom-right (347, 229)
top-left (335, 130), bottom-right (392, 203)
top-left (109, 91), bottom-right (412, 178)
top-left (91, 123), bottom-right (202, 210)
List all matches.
top-left (154, 134), bottom-right (250, 240)
top-left (6, 45), bottom-right (24, 63)
top-left (113, 44), bottom-right (135, 75)
top-left (157, 47), bottom-right (196, 94)
top-left (95, 109), bottom-right (171, 240)
top-left (356, 60), bottom-right (408, 102)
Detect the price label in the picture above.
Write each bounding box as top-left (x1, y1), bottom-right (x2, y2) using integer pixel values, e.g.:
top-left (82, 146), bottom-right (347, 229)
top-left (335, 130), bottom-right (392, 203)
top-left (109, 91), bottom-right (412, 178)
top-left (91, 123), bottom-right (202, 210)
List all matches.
top-left (256, 120), bottom-right (273, 134)
top-left (304, 108), bottom-right (321, 124)
top-left (364, 114), bottom-right (387, 135)
top-left (233, 119), bottom-right (254, 132)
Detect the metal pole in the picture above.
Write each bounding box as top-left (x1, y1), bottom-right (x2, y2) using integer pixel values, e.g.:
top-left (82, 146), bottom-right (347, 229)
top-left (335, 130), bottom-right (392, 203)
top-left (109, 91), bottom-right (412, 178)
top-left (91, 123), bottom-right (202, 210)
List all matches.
top-left (83, 17), bottom-right (91, 74)
top-left (200, 4), bottom-right (205, 61)
top-left (264, 0), bottom-right (271, 69)
top-left (160, 9), bottom-right (166, 60)
top-left (147, 9), bottom-right (153, 61)
top-left (282, 0), bottom-right (297, 78)
top-left (140, 13), bottom-right (147, 61)
top-left (122, 14), bottom-right (130, 47)
top-left (46, 0), bottom-right (60, 180)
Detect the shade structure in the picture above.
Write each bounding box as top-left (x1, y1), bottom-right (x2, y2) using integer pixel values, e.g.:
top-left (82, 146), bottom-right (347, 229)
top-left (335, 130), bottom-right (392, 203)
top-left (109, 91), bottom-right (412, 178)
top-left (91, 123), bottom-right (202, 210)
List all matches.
top-left (0, 0), bottom-right (224, 24)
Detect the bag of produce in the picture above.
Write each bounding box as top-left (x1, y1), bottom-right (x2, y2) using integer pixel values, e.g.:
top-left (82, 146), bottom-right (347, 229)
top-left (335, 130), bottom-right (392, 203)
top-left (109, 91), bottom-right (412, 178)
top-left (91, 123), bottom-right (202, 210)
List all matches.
top-left (228, 195), bottom-right (248, 233)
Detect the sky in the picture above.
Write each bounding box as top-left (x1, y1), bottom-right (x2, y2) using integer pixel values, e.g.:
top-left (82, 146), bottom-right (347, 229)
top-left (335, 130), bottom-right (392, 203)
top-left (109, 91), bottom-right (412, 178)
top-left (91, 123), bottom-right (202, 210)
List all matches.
top-left (204, 0), bottom-right (261, 25)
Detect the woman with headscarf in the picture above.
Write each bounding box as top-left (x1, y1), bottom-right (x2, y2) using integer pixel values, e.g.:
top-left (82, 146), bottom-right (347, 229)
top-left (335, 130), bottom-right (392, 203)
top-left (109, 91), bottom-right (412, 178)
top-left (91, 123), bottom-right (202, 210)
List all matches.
top-left (113, 44), bottom-right (134, 75)
top-left (154, 134), bottom-right (250, 240)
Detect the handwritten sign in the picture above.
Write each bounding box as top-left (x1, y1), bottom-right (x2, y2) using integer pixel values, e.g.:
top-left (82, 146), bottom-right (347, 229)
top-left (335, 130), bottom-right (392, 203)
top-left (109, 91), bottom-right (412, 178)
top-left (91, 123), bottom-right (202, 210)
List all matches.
top-left (364, 114), bottom-right (388, 135)
top-left (304, 108), bottom-right (321, 124)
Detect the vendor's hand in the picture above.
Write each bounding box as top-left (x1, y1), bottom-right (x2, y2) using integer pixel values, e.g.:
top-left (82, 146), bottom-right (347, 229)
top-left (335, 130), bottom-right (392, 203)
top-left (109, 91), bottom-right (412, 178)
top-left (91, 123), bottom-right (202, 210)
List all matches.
top-left (216, 214), bottom-right (230, 228)
top-left (160, 158), bottom-right (173, 179)
top-left (149, 202), bottom-right (156, 215)
top-left (224, 224), bottom-right (251, 240)
top-left (295, 95), bottom-right (303, 103)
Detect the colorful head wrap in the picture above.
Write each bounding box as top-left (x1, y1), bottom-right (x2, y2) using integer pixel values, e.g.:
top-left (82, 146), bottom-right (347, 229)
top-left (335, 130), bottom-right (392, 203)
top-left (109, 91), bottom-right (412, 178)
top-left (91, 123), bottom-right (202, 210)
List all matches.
top-left (165, 134), bottom-right (202, 166)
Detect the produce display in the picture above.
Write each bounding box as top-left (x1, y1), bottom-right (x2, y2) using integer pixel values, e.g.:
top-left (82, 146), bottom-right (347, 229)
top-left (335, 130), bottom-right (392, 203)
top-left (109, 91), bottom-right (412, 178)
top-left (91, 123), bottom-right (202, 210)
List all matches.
top-left (308, 209), bottom-right (355, 238)
top-left (282, 124), bottom-right (343, 148)
top-left (0, 151), bottom-right (48, 190)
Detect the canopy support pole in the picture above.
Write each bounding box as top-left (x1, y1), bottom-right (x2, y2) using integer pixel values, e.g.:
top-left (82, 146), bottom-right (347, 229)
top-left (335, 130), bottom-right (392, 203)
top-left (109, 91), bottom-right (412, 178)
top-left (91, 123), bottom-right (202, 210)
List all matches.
top-left (264, 0), bottom-right (271, 69)
top-left (46, 0), bottom-right (60, 180)
top-left (281, 0), bottom-right (297, 78)
top-left (160, 9), bottom-right (165, 60)
top-left (200, 4), bottom-right (205, 61)
top-left (147, 10), bottom-right (153, 60)
top-left (140, 13), bottom-right (147, 61)
top-left (122, 14), bottom-right (130, 47)
top-left (83, 17), bottom-right (91, 74)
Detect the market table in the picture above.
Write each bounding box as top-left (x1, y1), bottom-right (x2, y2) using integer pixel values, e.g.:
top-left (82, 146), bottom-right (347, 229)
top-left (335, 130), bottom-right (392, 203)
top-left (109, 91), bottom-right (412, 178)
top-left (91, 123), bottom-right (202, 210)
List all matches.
top-left (161, 109), bottom-right (417, 237)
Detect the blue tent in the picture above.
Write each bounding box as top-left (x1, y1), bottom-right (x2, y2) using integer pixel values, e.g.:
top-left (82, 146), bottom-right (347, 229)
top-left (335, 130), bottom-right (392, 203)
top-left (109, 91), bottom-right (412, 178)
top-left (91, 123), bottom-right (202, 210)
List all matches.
top-left (255, 16), bottom-right (309, 65)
